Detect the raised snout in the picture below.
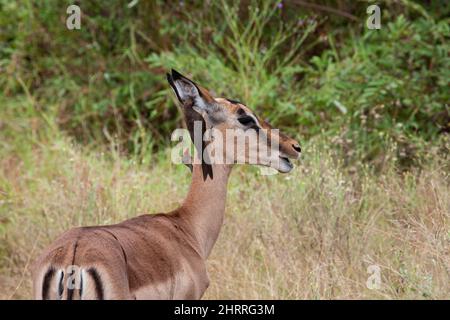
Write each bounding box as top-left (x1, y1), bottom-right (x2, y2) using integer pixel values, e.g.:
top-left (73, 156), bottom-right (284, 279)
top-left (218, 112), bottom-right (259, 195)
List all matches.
top-left (274, 136), bottom-right (301, 173)
top-left (280, 136), bottom-right (302, 160)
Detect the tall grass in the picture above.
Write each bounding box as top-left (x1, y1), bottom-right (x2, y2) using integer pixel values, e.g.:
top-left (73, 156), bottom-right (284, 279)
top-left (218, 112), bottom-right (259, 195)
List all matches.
top-left (207, 142), bottom-right (449, 299)
top-left (0, 102), bottom-right (448, 299)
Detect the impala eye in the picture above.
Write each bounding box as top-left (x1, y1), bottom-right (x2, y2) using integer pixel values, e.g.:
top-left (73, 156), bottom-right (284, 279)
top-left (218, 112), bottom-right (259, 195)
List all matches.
top-left (238, 116), bottom-right (256, 126)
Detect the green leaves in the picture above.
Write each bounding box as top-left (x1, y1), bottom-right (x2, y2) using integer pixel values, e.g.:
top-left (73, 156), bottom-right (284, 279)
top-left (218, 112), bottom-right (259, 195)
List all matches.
top-left (1, 1), bottom-right (447, 169)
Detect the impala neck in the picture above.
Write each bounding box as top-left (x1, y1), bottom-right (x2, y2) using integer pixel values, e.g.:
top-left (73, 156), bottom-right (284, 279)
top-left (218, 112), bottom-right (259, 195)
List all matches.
top-left (180, 163), bottom-right (232, 258)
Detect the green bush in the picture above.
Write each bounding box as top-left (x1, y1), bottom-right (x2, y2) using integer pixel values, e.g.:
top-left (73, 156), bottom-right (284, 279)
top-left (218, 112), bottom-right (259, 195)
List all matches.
top-left (1, 0), bottom-right (448, 168)
top-left (297, 15), bottom-right (449, 167)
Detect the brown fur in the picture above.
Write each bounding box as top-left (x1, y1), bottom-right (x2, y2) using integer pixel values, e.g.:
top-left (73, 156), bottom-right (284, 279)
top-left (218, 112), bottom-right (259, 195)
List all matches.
top-left (32, 163), bottom-right (227, 300)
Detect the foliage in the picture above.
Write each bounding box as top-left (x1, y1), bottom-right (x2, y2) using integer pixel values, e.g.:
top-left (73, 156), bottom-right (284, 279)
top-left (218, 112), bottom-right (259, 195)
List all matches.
top-left (1, 0), bottom-right (448, 167)
top-left (298, 15), bottom-right (449, 167)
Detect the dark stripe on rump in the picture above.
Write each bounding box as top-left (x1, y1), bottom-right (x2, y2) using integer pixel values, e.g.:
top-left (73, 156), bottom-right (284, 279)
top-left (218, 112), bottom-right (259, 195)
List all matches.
top-left (87, 268), bottom-right (104, 300)
top-left (58, 271), bottom-right (64, 298)
top-left (42, 267), bottom-right (55, 300)
top-left (79, 270), bottom-right (84, 299)
top-left (67, 240), bottom-right (79, 300)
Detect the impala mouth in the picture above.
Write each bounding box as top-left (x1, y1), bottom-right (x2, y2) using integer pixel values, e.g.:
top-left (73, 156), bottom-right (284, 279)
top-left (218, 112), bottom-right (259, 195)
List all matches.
top-left (278, 156), bottom-right (294, 173)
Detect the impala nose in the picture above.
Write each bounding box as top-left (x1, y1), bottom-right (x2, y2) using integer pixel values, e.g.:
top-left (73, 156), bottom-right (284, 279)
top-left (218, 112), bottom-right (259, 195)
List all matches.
top-left (292, 143), bottom-right (301, 153)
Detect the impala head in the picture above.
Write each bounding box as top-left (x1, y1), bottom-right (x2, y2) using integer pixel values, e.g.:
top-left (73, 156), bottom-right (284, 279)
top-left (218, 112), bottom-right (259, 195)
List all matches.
top-left (167, 69), bottom-right (301, 174)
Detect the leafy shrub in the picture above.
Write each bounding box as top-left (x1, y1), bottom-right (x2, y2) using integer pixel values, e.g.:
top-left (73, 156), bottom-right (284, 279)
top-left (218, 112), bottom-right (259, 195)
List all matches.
top-left (0, 0), bottom-right (448, 168)
top-left (298, 15), bottom-right (449, 167)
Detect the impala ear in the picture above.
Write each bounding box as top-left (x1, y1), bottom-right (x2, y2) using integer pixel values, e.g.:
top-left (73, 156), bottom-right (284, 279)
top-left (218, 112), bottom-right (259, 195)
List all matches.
top-left (167, 69), bottom-right (224, 127)
top-left (167, 69), bottom-right (214, 108)
top-left (167, 69), bottom-right (214, 180)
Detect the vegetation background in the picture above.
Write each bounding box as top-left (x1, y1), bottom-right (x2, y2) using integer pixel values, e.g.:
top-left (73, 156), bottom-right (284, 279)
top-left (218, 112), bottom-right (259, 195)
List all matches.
top-left (0, 0), bottom-right (449, 299)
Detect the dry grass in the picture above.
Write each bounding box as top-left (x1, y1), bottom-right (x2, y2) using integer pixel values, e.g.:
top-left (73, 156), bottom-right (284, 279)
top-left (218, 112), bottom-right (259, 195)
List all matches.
top-left (206, 149), bottom-right (450, 299)
top-left (0, 126), bottom-right (448, 299)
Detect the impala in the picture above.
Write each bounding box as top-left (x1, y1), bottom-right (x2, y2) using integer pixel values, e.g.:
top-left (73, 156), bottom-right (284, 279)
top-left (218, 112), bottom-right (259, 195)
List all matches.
top-left (32, 70), bottom-right (301, 299)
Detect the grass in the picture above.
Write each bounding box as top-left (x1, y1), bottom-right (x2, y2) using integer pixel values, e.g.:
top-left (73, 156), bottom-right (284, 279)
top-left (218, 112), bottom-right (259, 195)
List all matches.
top-left (0, 101), bottom-right (448, 299)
